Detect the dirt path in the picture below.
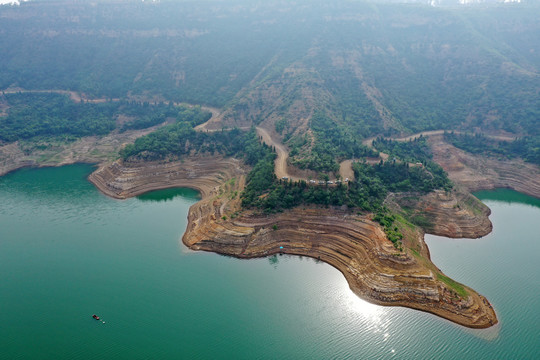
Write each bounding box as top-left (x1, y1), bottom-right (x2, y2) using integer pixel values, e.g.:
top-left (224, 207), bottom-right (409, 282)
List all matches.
top-left (363, 130), bottom-right (518, 147)
top-left (193, 108), bottom-right (297, 180)
top-left (339, 160), bottom-right (355, 181)
top-left (192, 106), bottom-right (221, 131)
top-left (1, 88), bottom-right (120, 103)
top-left (262, 127), bottom-right (518, 184)
top-left (397, 130), bottom-right (517, 142)
top-left (256, 126), bottom-right (295, 180)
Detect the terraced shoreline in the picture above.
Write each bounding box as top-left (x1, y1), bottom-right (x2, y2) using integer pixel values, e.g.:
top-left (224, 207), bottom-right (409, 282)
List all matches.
top-left (89, 157), bottom-right (498, 328)
top-left (3, 92), bottom-right (539, 328)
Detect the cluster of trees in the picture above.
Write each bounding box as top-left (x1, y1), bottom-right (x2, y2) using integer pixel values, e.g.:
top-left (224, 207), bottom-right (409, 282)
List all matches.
top-left (0, 93), bottom-right (118, 142)
top-left (354, 161), bottom-right (452, 195)
top-left (444, 132), bottom-right (540, 166)
top-left (242, 160), bottom-right (451, 213)
top-left (119, 107), bottom-right (267, 163)
top-left (373, 212), bottom-right (403, 250)
top-left (118, 102), bottom-right (175, 131)
top-left (372, 136), bottom-right (452, 191)
top-left (120, 125), bottom-right (247, 161)
top-left (120, 104), bottom-right (212, 132)
top-left (289, 112), bottom-right (378, 173)
top-left (372, 136), bottom-right (432, 163)
top-left (0, 93), bottom-right (202, 142)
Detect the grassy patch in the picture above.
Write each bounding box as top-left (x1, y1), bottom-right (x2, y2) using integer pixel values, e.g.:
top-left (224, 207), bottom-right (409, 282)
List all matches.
top-left (464, 196), bottom-right (484, 216)
top-left (394, 214), bottom-right (415, 230)
top-left (410, 213), bottom-right (434, 230)
top-left (437, 273), bottom-right (468, 298)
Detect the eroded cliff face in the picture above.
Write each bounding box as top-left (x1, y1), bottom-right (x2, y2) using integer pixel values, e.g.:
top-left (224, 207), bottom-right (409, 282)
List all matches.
top-left (429, 135), bottom-right (540, 199)
top-left (89, 157), bottom-right (497, 328)
top-left (388, 189), bottom-right (493, 239)
top-left (89, 156), bottom-right (244, 199)
top-left (188, 206), bottom-right (496, 328)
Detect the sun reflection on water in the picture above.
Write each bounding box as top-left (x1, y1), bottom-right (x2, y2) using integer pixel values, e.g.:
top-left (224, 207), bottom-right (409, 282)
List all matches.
top-left (340, 281), bottom-right (383, 320)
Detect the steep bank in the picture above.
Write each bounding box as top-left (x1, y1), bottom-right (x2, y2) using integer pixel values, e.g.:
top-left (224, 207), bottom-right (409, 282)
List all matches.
top-left (89, 157), bottom-right (244, 200)
top-left (387, 189), bottom-right (493, 239)
top-left (429, 135), bottom-right (540, 199)
top-left (89, 158), bottom-right (497, 328)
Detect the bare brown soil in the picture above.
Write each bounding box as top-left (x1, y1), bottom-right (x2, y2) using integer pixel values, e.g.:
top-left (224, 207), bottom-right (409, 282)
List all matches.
top-left (429, 134), bottom-right (540, 198)
top-left (338, 159), bottom-right (355, 181)
top-left (387, 189), bottom-right (493, 239)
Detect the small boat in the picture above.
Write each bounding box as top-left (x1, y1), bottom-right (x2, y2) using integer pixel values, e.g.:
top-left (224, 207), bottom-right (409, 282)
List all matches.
top-left (92, 314), bottom-right (100, 320)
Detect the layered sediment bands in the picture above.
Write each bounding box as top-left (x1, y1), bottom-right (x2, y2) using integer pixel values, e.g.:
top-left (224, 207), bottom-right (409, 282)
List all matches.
top-left (0, 142), bottom-right (34, 176)
top-left (89, 158), bottom-right (497, 328)
top-left (388, 189), bottom-right (493, 239)
top-left (89, 157), bottom-right (244, 199)
top-left (430, 135), bottom-right (540, 199)
top-left (189, 206), bottom-right (497, 328)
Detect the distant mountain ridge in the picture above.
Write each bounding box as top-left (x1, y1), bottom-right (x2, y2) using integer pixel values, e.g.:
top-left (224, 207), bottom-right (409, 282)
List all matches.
top-left (1, 0), bottom-right (538, 139)
top-left (374, 0), bottom-right (523, 5)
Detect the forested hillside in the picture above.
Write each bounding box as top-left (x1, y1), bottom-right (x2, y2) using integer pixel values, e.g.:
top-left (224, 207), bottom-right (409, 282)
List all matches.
top-left (0, 92), bottom-right (189, 142)
top-left (1, 0), bottom-right (538, 182)
top-left (1, 0), bottom-right (538, 137)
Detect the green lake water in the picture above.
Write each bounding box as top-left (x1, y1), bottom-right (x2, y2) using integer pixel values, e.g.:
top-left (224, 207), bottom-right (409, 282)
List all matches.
top-left (1, 165), bottom-right (539, 359)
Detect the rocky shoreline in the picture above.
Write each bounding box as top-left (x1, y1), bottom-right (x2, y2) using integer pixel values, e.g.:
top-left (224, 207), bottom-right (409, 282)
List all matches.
top-left (89, 157), bottom-right (498, 329)
top-left (5, 129), bottom-right (539, 329)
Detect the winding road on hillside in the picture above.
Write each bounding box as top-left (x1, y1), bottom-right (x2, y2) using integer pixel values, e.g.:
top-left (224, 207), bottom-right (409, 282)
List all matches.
top-left (255, 127), bottom-right (519, 184)
top-left (362, 130), bottom-right (518, 147)
top-left (192, 105), bottom-right (522, 184)
top-left (1, 88), bottom-right (119, 103)
top-left (255, 127), bottom-right (293, 180)
top-left (3, 89), bottom-right (519, 184)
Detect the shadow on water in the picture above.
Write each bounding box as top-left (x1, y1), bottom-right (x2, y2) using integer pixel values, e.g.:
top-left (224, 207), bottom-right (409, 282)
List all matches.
top-left (136, 187), bottom-right (200, 202)
top-left (268, 254), bottom-right (279, 268)
top-left (267, 253), bottom-right (324, 269)
top-left (0, 164), bottom-right (97, 200)
top-left (474, 189), bottom-right (540, 208)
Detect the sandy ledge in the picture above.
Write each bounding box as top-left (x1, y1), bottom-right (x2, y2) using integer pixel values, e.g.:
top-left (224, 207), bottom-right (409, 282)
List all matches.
top-left (89, 156), bottom-right (501, 329)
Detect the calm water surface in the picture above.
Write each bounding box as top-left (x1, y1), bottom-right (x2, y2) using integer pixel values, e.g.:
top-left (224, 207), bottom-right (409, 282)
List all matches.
top-left (1, 165), bottom-right (539, 359)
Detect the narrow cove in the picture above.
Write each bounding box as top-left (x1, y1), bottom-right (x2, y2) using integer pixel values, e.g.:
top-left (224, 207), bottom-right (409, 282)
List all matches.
top-left (0, 165), bottom-right (539, 359)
